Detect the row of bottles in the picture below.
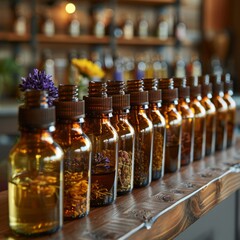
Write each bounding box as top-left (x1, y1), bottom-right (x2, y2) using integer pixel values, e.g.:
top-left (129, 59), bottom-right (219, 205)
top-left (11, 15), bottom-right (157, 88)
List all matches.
top-left (8, 72), bottom-right (236, 236)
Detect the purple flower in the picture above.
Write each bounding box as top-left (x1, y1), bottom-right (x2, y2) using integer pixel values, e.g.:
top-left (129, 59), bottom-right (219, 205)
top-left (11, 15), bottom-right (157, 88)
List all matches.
top-left (19, 68), bottom-right (58, 106)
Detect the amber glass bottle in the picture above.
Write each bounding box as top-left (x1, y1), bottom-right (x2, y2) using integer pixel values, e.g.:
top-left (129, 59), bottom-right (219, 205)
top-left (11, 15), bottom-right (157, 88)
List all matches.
top-left (54, 85), bottom-right (92, 219)
top-left (8, 90), bottom-right (63, 236)
top-left (173, 77), bottom-right (194, 166)
top-left (143, 78), bottom-right (166, 179)
top-left (198, 75), bottom-right (216, 155)
top-left (126, 79), bottom-right (153, 187)
top-left (158, 78), bottom-right (182, 173)
top-left (210, 75), bottom-right (228, 151)
top-left (222, 73), bottom-right (236, 148)
top-left (186, 76), bottom-right (206, 161)
top-left (107, 80), bottom-right (135, 195)
top-left (83, 81), bottom-right (118, 206)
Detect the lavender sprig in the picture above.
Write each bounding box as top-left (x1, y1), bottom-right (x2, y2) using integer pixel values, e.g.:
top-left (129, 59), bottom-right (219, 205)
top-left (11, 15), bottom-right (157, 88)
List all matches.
top-left (19, 68), bottom-right (58, 106)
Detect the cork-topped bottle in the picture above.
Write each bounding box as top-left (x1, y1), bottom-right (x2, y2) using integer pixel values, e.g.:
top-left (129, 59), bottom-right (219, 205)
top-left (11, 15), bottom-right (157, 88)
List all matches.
top-left (158, 78), bottom-right (182, 173)
top-left (8, 90), bottom-right (64, 235)
top-left (186, 76), bottom-right (206, 161)
top-left (107, 80), bottom-right (135, 195)
top-left (126, 79), bottom-right (153, 187)
top-left (173, 77), bottom-right (194, 166)
top-left (210, 75), bottom-right (228, 151)
top-left (143, 78), bottom-right (166, 179)
top-left (54, 85), bottom-right (92, 219)
top-left (198, 75), bottom-right (216, 155)
top-left (221, 73), bottom-right (236, 148)
top-left (83, 81), bottom-right (118, 206)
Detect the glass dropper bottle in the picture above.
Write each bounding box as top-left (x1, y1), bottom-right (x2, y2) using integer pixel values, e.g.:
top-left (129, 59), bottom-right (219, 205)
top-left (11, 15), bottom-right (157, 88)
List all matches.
top-left (54, 84), bottom-right (92, 219)
top-left (8, 90), bottom-right (64, 235)
top-left (222, 73), bottom-right (236, 148)
top-left (198, 75), bottom-right (216, 156)
top-left (143, 78), bottom-right (166, 179)
top-left (158, 78), bottom-right (182, 173)
top-left (209, 75), bottom-right (228, 151)
top-left (126, 79), bottom-right (153, 187)
top-left (186, 76), bottom-right (206, 161)
top-left (83, 81), bottom-right (118, 206)
top-left (107, 80), bottom-right (135, 195)
top-left (173, 77), bottom-right (194, 166)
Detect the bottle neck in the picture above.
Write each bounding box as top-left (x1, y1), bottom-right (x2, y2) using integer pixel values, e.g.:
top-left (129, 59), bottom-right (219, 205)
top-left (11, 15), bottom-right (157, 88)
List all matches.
top-left (19, 127), bottom-right (54, 140)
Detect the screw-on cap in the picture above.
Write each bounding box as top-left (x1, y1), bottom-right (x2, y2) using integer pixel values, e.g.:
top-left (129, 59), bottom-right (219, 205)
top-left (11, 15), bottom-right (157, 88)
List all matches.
top-left (158, 78), bottom-right (178, 103)
top-left (198, 75), bottom-right (212, 98)
top-left (209, 75), bottom-right (224, 96)
top-left (221, 73), bottom-right (234, 95)
top-left (19, 90), bottom-right (55, 129)
top-left (55, 84), bottom-right (85, 119)
top-left (107, 80), bottom-right (130, 110)
top-left (186, 76), bottom-right (201, 98)
top-left (173, 77), bottom-right (190, 99)
top-left (126, 79), bottom-right (149, 106)
top-left (142, 78), bottom-right (162, 103)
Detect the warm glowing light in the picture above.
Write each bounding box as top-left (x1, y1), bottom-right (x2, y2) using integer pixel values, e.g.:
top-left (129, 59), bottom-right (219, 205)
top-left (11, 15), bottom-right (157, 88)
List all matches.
top-left (65, 3), bottom-right (76, 14)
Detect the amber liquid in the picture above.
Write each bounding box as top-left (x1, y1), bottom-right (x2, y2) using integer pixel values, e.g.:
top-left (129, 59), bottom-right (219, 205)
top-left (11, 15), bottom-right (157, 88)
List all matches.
top-left (181, 118), bottom-right (193, 166)
top-left (215, 111), bottom-right (228, 151)
top-left (193, 117), bottom-right (205, 161)
top-left (226, 108), bottom-right (236, 148)
top-left (165, 144), bottom-right (181, 173)
top-left (152, 128), bottom-right (164, 180)
top-left (91, 166), bottom-right (116, 207)
top-left (9, 174), bottom-right (61, 235)
top-left (205, 113), bottom-right (216, 155)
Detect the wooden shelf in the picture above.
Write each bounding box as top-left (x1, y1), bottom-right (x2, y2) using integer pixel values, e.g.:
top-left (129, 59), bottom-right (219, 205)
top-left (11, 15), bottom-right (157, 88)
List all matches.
top-left (117, 37), bottom-right (176, 46)
top-left (0, 32), bottom-right (30, 43)
top-left (118, 0), bottom-right (176, 5)
top-left (37, 34), bottom-right (111, 45)
top-left (1, 148), bottom-right (240, 239)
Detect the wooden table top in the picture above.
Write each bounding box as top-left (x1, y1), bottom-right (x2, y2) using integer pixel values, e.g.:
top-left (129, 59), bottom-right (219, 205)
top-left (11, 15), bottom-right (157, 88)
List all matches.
top-left (1, 148), bottom-right (240, 240)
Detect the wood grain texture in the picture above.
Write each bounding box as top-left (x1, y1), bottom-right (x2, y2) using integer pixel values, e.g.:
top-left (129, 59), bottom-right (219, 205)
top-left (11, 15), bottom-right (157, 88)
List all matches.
top-left (1, 148), bottom-right (240, 239)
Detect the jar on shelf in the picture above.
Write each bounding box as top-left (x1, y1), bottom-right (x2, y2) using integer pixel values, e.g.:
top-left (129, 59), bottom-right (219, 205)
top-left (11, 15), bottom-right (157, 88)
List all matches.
top-left (126, 79), bottom-right (153, 187)
top-left (186, 76), bottom-right (206, 161)
top-left (222, 73), bottom-right (236, 148)
top-left (198, 75), bottom-right (216, 156)
top-left (83, 81), bottom-right (118, 206)
top-left (210, 75), bottom-right (228, 151)
top-left (54, 85), bottom-right (92, 219)
top-left (8, 90), bottom-right (63, 235)
top-left (143, 78), bottom-right (166, 180)
top-left (173, 77), bottom-right (194, 166)
top-left (158, 78), bottom-right (182, 173)
top-left (107, 80), bottom-right (135, 195)
top-left (69, 13), bottom-right (80, 37)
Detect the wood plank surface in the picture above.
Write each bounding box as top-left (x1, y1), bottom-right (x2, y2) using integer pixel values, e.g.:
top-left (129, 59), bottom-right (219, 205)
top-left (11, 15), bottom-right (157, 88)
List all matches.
top-left (1, 148), bottom-right (240, 239)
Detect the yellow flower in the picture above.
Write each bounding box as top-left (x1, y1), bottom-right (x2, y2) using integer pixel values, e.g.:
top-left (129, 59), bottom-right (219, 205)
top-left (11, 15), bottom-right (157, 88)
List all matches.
top-left (71, 58), bottom-right (105, 79)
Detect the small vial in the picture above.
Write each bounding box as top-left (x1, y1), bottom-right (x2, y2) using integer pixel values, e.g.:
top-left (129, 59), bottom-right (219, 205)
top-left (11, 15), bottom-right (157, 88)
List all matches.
top-left (210, 75), bottom-right (228, 151)
top-left (143, 78), bottom-right (166, 180)
top-left (173, 77), bottom-right (194, 166)
top-left (198, 75), bottom-right (216, 155)
top-left (158, 78), bottom-right (182, 173)
top-left (186, 76), bottom-right (206, 161)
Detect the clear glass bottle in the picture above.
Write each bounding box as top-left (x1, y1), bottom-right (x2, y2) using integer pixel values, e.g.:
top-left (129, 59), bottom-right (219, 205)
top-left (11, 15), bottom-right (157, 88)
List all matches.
top-left (173, 77), bottom-right (194, 166)
top-left (198, 75), bottom-right (216, 155)
top-left (126, 79), bottom-right (153, 187)
top-left (158, 78), bottom-right (182, 173)
top-left (107, 80), bottom-right (135, 195)
top-left (143, 78), bottom-right (166, 179)
top-left (54, 85), bottom-right (92, 219)
top-left (8, 90), bottom-right (63, 235)
top-left (83, 81), bottom-right (118, 206)
top-left (222, 73), bottom-right (236, 148)
top-left (186, 76), bottom-right (206, 161)
top-left (210, 75), bottom-right (228, 151)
